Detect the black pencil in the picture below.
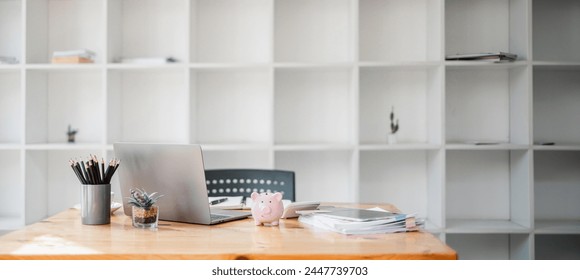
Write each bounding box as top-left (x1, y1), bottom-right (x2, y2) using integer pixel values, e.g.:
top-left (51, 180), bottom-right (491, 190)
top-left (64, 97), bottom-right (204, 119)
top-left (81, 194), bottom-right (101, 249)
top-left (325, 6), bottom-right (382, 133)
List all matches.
top-left (69, 160), bottom-right (85, 184)
top-left (74, 162), bottom-right (87, 184)
top-left (101, 158), bottom-right (105, 184)
top-left (105, 159), bottom-right (120, 184)
top-left (92, 155), bottom-right (101, 184)
top-left (87, 162), bottom-right (95, 184)
top-left (80, 159), bottom-right (89, 184)
top-left (75, 161), bottom-right (87, 184)
top-left (104, 159), bottom-right (113, 183)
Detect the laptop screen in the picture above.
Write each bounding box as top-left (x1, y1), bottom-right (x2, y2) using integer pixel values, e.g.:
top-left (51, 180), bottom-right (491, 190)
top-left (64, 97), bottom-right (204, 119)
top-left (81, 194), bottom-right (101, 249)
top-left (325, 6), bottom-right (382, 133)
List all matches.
top-left (114, 143), bottom-right (213, 224)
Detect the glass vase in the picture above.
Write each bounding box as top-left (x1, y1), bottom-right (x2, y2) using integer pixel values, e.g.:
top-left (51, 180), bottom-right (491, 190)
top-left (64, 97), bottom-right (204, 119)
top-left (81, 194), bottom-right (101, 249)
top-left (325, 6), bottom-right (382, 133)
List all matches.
top-left (132, 205), bottom-right (159, 229)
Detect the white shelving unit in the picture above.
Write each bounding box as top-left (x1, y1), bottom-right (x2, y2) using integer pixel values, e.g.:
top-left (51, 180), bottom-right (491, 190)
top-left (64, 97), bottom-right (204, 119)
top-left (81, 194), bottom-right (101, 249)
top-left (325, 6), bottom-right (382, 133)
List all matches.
top-left (1, 0), bottom-right (579, 259)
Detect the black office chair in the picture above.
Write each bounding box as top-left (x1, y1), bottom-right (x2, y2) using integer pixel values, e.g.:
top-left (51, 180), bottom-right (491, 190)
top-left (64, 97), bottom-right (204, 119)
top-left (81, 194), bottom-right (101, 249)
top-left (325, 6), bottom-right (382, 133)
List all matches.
top-left (205, 169), bottom-right (295, 202)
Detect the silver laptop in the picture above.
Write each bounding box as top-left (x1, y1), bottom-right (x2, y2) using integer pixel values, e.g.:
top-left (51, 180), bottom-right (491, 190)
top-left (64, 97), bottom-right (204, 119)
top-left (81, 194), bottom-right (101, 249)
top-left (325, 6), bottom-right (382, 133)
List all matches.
top-left (113, 143), bottom-right (251, 225)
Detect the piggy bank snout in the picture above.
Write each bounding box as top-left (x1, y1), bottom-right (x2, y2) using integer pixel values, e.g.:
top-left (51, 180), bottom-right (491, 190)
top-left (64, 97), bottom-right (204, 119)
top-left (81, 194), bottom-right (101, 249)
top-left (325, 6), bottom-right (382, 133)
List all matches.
top-left (259, 204), bottom-right (272, 214)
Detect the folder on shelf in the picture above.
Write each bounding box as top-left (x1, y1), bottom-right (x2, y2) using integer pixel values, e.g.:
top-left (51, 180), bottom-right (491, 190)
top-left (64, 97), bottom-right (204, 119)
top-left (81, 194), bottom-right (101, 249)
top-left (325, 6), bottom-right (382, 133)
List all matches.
top-left (445, 52), bottom-right (517, 62)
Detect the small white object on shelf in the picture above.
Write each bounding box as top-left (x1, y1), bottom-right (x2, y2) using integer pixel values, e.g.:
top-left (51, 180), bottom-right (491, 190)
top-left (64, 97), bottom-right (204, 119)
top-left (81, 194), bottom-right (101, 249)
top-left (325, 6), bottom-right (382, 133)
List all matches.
top-left (0, 56), bottom-right (18, 64)
top-left (118, 57), bottom-right (177, 65)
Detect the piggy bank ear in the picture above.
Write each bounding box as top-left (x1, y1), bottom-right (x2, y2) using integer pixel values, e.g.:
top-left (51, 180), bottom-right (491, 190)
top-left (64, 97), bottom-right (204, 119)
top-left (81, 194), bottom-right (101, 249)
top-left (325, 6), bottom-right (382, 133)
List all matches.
top-left (273, 192), bottom-right (283, 202)
top-left (251, 192), bottom-right (259, 202)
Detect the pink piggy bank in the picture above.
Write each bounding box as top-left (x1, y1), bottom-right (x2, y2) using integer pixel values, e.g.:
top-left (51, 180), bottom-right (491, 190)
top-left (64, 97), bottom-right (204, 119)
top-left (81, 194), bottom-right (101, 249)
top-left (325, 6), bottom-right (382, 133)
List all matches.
top-left (251, 192), bottom-right (284, 226)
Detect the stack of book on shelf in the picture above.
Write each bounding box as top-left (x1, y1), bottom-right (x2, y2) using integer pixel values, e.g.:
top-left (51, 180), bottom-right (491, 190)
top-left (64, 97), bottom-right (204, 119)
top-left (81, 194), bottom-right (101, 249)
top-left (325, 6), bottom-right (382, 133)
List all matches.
top-left (52, 49), bottom-right (95, 64)
top-left (298, 207), bottom-right (423, 235)
top-left (445, 52), bottom-right (517, 63)
top-left (0, 56), bottom-right (18, 64)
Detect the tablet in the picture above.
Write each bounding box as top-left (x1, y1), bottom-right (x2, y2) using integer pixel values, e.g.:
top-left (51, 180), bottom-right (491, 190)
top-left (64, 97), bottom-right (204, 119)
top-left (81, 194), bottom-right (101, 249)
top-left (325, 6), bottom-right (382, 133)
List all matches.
top-left (281, 201), bottom-right (320, 219)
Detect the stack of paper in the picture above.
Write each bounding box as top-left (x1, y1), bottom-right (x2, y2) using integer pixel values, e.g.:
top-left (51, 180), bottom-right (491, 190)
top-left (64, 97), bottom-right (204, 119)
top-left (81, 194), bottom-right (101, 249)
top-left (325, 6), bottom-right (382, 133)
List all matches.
top-left (298, 207), bottom-right (423, 235)
top-left (52, 49), bottom-right (95, 64)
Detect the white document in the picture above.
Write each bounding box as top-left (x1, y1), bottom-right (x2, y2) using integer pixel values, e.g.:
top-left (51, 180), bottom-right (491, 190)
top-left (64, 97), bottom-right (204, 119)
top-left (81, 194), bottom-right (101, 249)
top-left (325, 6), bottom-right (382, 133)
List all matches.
top-left (208, 196), bottom-right (244, 210)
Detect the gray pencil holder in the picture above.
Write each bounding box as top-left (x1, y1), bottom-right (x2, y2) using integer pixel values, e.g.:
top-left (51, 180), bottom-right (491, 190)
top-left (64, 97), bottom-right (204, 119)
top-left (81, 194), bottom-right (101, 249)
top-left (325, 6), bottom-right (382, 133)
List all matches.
top-left (80, 184), bottom-right (111, 225)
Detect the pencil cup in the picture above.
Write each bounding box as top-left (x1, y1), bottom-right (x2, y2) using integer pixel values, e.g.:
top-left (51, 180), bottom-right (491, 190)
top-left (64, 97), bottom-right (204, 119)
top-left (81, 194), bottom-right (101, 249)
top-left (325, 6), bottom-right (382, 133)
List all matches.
top-left (80, 184), bottom-right (111, 225)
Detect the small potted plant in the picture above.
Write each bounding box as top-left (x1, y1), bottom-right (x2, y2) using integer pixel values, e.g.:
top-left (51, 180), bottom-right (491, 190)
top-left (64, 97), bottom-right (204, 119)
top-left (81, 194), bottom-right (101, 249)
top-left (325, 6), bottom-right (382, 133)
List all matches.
top-left (388, 106), bottom-right (399, 144)
top-left (127, 188), bottom-right (163, 229)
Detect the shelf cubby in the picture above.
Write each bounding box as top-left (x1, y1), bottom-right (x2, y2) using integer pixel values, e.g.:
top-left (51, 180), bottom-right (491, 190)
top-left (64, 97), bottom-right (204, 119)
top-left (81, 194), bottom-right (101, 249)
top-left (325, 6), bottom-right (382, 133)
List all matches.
top-left (274, 68), bottom-right (354, 145)
top-left (446, 233), bottom-right (531, 260)
top-left (535, 234), bottom-right (580, 260)
top-left (274, 0), bottom-right (354, 63)
top-left (26, 0), bottom-right (105, 64)
top-left (446, 150), bottom-right (531, 233)
top-left (0, 70), bottom-right (22, 144)
top-left (190, 0), bottom-right (272, 63)
top-left (359, 66), bottom-right (442, 145)
top-left (534, 151), bottom-right (580, 234)
top-left (107, 0), bottom-right (189, 64)
top-left (25, 69), bottom-right (104, 145)
top-left (275, 150), bottom-right (354, 203)
top-left (106, 69), bottom-right (188, 144)
top-left (191, 69), bottom-right (272, 145)
top-left (0, 0), bottom-right (22, 64)
top-left (359, 0), bottom-right (441, 62)
top-left (445, 0), bottom-right (529, 61)
top-left (533, 69), bottom-right (580, 146)
top-left (446, 66), bottom-right (530, 145)
top-left (533, 0), bottom-right (580, 62)
top-left (0, 150), bottom-right (22, 230)
top-left (359, 150), bottom-right (444, 224)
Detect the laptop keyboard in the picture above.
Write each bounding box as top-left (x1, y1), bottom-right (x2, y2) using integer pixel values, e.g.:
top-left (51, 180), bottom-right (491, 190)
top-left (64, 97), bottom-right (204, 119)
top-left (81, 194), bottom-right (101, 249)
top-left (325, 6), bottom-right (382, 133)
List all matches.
top-left (210, 214), bottom-right (230, 221)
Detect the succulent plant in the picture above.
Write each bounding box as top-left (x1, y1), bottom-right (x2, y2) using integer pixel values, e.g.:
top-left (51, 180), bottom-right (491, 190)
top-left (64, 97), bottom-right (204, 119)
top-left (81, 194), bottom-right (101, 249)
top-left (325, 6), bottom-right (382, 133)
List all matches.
top-left (390, 106), bottom-right (399, 134)
top-left (127, 188), bottom-right (163, 210)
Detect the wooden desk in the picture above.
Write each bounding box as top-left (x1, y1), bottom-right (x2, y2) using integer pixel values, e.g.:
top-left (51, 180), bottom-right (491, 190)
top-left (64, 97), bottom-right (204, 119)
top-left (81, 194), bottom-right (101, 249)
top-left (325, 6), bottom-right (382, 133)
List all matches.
top-left (0, 204), bottom-right (457, 260)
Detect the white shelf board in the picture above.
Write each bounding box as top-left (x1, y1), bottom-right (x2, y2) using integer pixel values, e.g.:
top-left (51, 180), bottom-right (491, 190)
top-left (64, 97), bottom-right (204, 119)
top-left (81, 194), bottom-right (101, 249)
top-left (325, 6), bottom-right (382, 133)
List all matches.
top-left (446, 143), bottom-right (529, 150)
top-left (0, 144), bottom-right (22, 150)
top-left (535, 220), bottom-right (580, 234)
top-left (24, 143), bottom-right (105, 151)
top-left (189, 63), bottom-right (271, 71)
top-left (107, 63), bottom-right (187, 70)
top-left (274, 144), bottom-right (354, 151)
top-left (533, 144), bottom-right (580, 151)
top-left (274, 62), bottom-right (354, 70)
top-left (199, 144), bottom-right (271, 151)
top-left (445, 60), bottom-right (528, 69)
top-left (25, 64), bottom-right (104, 71)
top-left (359, 61), bottom-right (440, 69)
top-left (533, 61), bottom-right (580, 70)
top-left (0, 65), bottom-right (22, 71)
top-left (445, 219), bottom-right (530, 234)
top-left (359, 143), bottom-right (440, 151)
